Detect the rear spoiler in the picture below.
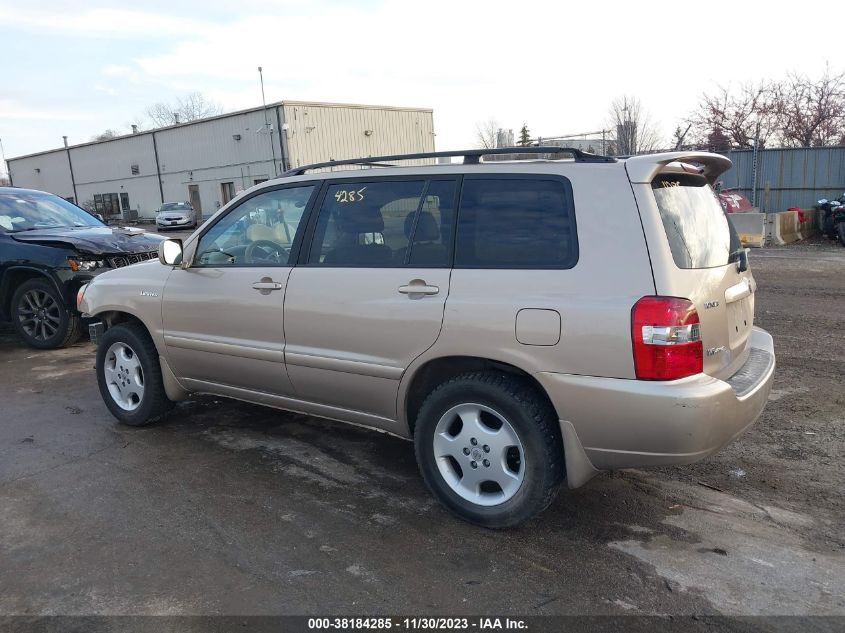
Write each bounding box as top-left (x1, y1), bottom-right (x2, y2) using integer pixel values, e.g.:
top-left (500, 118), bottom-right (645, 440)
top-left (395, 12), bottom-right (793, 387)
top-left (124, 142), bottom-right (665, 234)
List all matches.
top-left (624, 152), bottom-right (732, 186)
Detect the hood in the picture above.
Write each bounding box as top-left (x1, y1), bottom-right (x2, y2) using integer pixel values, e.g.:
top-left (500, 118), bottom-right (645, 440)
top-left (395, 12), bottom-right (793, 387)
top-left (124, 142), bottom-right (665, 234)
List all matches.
top-left (10, 225), bottom-right (165, 255)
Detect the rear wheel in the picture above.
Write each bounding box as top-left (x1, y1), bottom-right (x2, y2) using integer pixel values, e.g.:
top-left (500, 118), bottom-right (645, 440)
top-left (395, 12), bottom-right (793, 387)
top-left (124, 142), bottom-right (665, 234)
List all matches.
top-left (837, 222), bottom-right (845, 247)
top-left (414, 371), bottom-right (564, 528)
top-left (11, 278), bottom-right (81, 349)
top-left (96, 323), bottom-right (173, 426)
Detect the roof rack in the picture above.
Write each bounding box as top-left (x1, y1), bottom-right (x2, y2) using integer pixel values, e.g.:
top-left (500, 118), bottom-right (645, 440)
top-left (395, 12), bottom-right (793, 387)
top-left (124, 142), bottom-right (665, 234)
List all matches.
top-left (281, 146), bottom-right (616, 176)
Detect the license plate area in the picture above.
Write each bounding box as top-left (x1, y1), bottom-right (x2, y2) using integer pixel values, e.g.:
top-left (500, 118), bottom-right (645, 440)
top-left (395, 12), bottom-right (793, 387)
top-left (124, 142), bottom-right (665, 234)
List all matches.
top-left (727, 296), bottom-right (753, 348)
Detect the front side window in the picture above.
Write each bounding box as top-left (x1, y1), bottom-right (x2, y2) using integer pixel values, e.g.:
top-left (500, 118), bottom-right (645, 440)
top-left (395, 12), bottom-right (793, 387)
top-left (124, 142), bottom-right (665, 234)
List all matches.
top-left (455, 178), bottom-right (577, 269)
top-left (0, 191), bottom-right (103, 232)
top-left (194, 186), bottom-right (314, 266)
top-left (307, 179), bottom-right (455, 267)
top-left (652, 173), bottom-right (742, 269)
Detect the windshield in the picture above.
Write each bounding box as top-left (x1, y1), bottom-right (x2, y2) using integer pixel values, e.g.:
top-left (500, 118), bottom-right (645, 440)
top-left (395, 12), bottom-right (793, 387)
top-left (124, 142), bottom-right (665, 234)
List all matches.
top-left (159, 202), bottom-right (191, 213)
top-left (0, 191), bottom-right (103, 232)
top-left (652, 173), bottom-right (742, 269)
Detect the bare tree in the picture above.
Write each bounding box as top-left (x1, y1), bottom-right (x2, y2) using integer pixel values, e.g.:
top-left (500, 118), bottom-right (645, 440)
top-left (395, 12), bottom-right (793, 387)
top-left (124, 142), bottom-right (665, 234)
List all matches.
top-left (144, 92), bottom-right (223, 128)
top-left (607, 95), bottom-right (662, 155)
top-left (775, 66), bottom-right (845, 147)
top-left (474, 118), bottom-right (500, 149)
top-left (687, 82), bottom-right (779, 149)
top-left (91, 129), bottom-right (119, 142)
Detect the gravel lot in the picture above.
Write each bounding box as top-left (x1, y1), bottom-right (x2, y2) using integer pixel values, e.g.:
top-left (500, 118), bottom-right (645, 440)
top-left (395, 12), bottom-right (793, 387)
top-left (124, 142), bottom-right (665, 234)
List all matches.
top-left (0, 239), bottom-right (843, 621)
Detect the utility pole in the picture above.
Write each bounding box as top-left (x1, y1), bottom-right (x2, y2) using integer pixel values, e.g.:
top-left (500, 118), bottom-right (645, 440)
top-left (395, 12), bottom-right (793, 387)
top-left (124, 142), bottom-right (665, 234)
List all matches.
top-left (258, 66), bottom-right (278, 177)
top-left (751, 121), bottom-right (761, 208)
top-left (63, 136), bottom-right (78, 204)
top-left (0, 136), bottom-right (8, 184)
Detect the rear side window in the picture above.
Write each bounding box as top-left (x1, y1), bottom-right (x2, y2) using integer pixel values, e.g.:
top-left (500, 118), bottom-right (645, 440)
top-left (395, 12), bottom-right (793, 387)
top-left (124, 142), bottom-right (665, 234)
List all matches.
top-left (652, 173), bottom-right (742, 269)
top-left (455, 178), bottom-right (577, 269)
top-left (306, 179), bottom-right (455, 267)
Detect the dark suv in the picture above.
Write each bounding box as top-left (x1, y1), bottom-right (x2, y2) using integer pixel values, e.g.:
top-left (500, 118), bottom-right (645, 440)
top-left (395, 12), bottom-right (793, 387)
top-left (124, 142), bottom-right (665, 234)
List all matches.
top-left (0, 187), bottom-right (163, 349)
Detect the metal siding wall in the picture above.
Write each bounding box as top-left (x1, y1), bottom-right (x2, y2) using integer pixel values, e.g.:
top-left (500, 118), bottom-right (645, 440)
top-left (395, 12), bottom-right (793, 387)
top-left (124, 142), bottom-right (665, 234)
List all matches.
top-left (71, 135), bottom-right (157, 185)
top-left (284, 104), bottom-right (435, 167)
top-left (7, 151), bottom-right (75, 200)
top-left (155, 110), bottom-right (279, 173)
top-left (720, 147), bottom-right (845, 211)
top-left (8, 103), bottom-right (434, 218)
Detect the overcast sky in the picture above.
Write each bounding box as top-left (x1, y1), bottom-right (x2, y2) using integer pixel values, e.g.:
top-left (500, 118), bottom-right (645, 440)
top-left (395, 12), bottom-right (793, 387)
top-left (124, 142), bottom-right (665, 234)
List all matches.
top-left (0, 0), bottom-right (838, 174)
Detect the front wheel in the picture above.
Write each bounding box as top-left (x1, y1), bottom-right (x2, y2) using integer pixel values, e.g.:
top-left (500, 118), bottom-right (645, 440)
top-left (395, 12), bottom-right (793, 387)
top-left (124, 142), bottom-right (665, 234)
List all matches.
top-left (96, 323), bottom-right (173, 426)
top-left (11, 278), bottom-right (81, 349)
top-left (414, 371), bottom-right (564, 528)
top-left (837, 222), bottom-right (845, 247)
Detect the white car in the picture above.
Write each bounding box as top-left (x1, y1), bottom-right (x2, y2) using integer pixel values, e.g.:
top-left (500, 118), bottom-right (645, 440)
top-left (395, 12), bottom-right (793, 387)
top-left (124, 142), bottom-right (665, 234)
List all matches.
top-left (155, 202), bottom-right (196, 231)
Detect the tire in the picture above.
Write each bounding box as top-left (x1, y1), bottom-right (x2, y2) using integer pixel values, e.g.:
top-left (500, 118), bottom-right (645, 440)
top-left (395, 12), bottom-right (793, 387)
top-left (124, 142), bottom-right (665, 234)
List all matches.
top-left (837, 222), bottom-right (845, 247)
top-left (96, 322), bottom-right (173, 426)
top-left (11, 278), bottom-right (82, 349)
top-left (414, 371), bottom-right (564, 528)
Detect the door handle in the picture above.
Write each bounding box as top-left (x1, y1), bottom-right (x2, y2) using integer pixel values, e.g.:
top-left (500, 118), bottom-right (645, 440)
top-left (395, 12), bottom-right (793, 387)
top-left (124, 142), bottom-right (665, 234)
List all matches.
top-left (398, 279), bottom-right (439, 296)
top-left (252, 279), bottom-right (283, 294)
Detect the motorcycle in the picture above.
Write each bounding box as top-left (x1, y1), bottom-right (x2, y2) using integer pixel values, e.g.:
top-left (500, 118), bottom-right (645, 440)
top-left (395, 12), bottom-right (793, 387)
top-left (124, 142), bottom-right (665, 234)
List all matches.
top-left (815, 195), bottom-right (845, 246)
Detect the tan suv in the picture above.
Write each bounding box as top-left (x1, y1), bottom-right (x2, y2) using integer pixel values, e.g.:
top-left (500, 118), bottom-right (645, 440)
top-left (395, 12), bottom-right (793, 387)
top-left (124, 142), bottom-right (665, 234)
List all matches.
top-left (78, 147), bottom-right (775, 528)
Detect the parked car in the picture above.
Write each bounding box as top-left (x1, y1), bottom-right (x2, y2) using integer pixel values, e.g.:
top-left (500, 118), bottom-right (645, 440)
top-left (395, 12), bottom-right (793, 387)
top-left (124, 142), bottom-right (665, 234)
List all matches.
top-left (156, 201), bottom-right (196, 231)
top-left (0, 187), bottom-right (164, 349)
top-left (78, 147), bottom-right (775, 528)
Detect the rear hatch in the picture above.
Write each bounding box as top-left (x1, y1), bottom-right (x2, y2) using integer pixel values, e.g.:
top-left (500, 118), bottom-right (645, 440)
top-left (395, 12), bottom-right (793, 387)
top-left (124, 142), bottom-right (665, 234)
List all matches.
top-left (627, 154), bottom-right (754, 381)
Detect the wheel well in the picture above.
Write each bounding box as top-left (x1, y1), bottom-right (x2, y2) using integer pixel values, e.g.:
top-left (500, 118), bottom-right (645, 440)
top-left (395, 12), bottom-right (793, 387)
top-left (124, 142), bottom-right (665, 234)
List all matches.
top-left (405, 356), bottom-right (557, 436)
top-left (1, 269), bottom-right (55, 319)
top-left (98, 310), bottom-right (146, 332)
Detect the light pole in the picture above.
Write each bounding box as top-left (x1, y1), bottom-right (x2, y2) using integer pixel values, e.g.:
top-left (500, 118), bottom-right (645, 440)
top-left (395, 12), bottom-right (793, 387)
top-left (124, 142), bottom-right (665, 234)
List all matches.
top-left (0, 136), bottom-right (7, 184)
top-left (258, 66), bottom-right (278, 177)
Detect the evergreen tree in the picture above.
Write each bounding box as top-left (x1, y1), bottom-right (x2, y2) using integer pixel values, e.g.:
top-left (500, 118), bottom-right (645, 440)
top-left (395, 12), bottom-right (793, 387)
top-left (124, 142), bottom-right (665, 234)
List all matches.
top-left (518, 124), bottom-right (532, 146)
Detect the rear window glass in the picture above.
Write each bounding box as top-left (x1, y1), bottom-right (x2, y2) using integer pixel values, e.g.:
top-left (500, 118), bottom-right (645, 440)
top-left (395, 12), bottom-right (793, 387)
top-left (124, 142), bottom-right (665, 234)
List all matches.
top-left (652, 173), bottom-right (741, 269)
top-left (455, 178), bottom-right (577, 269)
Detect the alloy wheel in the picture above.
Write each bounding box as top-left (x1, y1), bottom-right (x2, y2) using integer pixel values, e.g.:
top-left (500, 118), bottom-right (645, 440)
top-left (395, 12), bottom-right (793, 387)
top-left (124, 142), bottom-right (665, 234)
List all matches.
top-left (17, 289), bottom-right (62, 341)
top-left (432, 403), bottom-right (525, 506)
top-left (103, 342), bottom-right (145, 411)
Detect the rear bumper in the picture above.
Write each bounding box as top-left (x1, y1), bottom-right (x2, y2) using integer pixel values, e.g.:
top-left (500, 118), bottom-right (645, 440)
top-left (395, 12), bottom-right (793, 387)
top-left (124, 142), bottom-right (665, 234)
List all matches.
top-left (537, 327), bottom-right (775, 487)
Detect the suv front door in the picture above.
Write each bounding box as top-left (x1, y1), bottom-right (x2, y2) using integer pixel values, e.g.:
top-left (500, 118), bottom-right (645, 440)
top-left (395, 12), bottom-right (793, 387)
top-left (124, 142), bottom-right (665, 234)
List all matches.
top-left (283, 177), bottom-right (458, 422)
top-left (162, 184), bottom-right (315, 396)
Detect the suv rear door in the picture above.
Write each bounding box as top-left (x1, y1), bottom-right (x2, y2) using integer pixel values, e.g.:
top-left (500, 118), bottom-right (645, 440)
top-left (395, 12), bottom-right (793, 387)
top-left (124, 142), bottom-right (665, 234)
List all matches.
top-left (283, 177), bottom-right (458, 422)
top-left (627, 154), bottom-right (754, 380)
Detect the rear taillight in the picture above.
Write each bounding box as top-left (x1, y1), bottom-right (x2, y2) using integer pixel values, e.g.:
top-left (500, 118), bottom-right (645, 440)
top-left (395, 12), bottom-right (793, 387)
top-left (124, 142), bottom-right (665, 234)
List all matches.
top-left (631, 296), bottom-right (702, 380)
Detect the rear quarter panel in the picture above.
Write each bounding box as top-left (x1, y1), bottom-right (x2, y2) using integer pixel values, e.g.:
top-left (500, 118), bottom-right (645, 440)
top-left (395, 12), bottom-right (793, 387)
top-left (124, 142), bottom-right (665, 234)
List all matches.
top-left (399, 163), bottom-right (656, 427)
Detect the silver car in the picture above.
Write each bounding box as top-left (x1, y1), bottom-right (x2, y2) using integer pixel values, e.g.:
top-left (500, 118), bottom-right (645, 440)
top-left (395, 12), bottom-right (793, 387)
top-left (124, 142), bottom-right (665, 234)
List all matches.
top-left (155, 202), bottom-right (196, 231)
top-left (79, 147), bottom-right (775, 528)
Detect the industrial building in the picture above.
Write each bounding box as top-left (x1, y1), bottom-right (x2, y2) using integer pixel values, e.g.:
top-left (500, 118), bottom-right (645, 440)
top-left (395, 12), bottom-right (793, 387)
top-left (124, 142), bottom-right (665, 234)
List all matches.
top-left (6, 101), bottom-right (435, 220)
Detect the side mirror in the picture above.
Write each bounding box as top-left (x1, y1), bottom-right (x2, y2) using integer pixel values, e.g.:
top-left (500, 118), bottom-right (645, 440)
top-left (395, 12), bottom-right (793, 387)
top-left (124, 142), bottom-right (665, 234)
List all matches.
top-left (158, 239), bottom-right (183, 266)
top-left (95, 213), bottom-right (105, 223)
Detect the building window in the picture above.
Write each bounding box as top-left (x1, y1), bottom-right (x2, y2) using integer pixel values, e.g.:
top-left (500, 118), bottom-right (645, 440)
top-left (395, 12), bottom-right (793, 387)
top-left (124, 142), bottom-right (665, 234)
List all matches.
top-left (221, 182), bottom-right (235, 205)
top-left (120, 192), bottom-right (130, 211)
top-left (130, 164), bottom-right (140, 175)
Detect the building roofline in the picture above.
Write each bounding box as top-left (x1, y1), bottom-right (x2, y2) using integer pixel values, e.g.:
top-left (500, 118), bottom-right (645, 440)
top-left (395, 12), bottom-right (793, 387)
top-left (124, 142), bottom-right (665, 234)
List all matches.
top-left (7, 100), bottom-right (433, 162)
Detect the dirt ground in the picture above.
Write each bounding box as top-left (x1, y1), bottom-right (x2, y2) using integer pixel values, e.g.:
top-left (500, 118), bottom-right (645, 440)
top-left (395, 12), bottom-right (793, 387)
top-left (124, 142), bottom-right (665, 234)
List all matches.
top-left (0, 238), bottom-right (843, 625)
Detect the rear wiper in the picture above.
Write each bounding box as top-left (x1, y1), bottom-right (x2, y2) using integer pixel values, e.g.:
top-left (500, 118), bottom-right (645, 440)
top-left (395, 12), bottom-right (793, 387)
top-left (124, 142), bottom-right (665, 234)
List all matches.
top-left (729, 247), bottom-right (749, 272)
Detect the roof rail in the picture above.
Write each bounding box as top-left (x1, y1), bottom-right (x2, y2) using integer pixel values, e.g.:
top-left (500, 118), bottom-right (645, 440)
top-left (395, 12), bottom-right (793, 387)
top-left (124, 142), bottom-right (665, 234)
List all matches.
top-left (281, 146), bottom-right (616, 176)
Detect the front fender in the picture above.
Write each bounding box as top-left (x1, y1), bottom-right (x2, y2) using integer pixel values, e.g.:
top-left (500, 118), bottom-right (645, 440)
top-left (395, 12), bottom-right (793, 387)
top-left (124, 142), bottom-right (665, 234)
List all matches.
top-left (79, 261), bottom-right (173, 356)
